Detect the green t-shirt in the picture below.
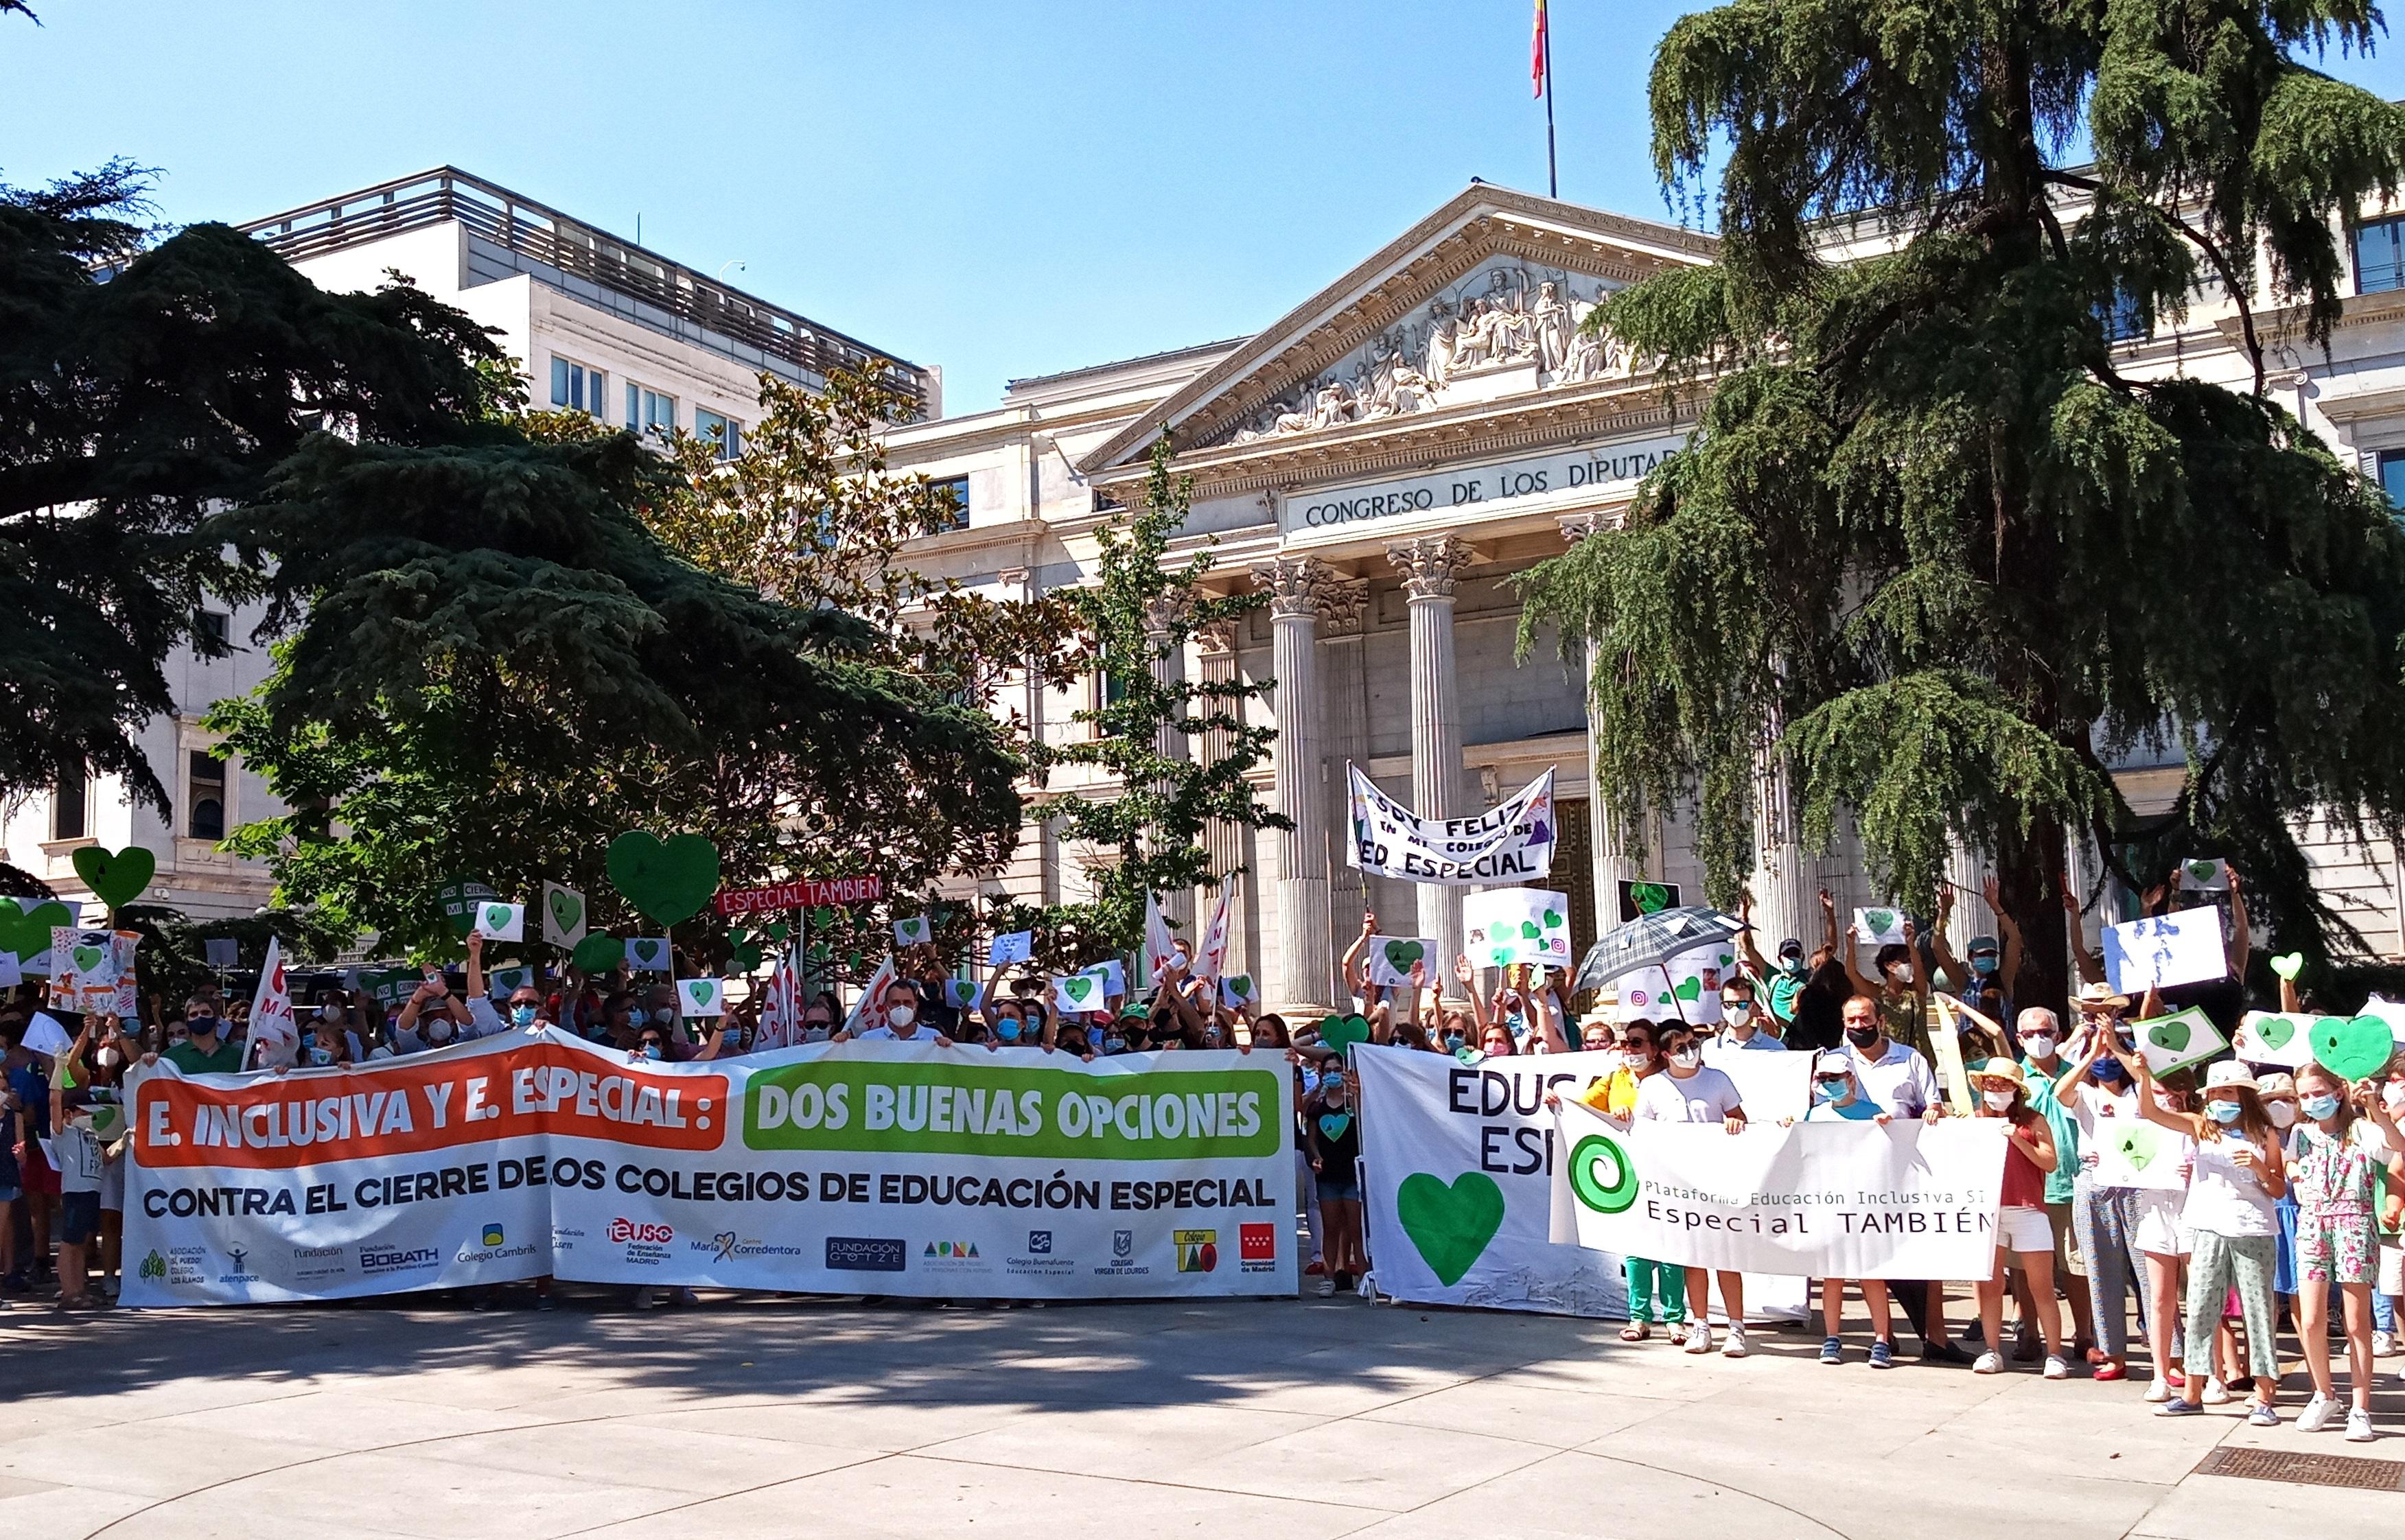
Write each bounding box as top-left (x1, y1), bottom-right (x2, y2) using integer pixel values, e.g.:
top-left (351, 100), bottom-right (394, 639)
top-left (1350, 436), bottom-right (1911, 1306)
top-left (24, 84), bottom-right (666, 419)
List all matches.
top-left (164, 1037), bottom-right (245, 1075)
top-left (2020, 1056), bottom-right (2080, 1205)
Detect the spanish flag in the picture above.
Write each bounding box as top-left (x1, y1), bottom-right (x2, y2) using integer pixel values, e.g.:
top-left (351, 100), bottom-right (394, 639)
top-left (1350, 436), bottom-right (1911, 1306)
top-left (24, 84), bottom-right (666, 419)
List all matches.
top-left (1531, 0), bottom-right (1549, 98)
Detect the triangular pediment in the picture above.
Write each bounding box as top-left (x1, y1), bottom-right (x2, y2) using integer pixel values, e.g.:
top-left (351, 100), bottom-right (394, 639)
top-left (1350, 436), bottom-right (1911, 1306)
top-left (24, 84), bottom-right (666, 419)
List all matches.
top-left (1080, 183), bottom-right (1716, 477)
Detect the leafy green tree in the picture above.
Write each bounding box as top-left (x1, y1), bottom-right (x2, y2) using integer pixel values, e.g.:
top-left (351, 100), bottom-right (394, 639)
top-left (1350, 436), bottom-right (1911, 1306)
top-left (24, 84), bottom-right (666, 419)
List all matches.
top-left (1518, 2), bottom-right (2405, 1000)
top-left (1003, 439), bottom-right (1283, 971)
top-left (0, 162), bottom-right (500, 810)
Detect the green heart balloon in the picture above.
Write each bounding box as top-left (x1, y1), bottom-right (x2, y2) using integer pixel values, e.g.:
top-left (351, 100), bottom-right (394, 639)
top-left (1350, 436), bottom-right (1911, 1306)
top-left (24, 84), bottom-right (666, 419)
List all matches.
top-left (605, 832), bottom-right (722, 926)
top-left (1395, 1171), bottom-right (1506, 1287)
top-left (70, 845), bottom-right (154, 910)
top-left (571, 934), bottom-right (623, 972)
top-left (2312, 1016), bottom-right (2396, 1082)
top-left (0, 900), bottom-right (72, 961)
top-left (1382, 939), bottom-right (1425, 972)
top-left (1318, 1014), bottom-right (1373, 1053)
top-left (548, 889), bottom-right (584, 933)
top-left (760, 922), bottom-right (790, 942)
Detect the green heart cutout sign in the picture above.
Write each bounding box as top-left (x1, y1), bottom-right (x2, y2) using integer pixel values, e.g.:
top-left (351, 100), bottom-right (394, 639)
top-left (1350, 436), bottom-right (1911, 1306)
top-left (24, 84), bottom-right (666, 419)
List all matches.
top-left (730, 942), bottom-right (763, 972)
top-left (1382, 939), bottom-right (1425, 972)
top-left (548, 889), bottom-right (584, 933)
top-left (1226, 974), bottom-right (1253, 1001)
top-left (606, 832), bottom-right (722, 926)
top-left (1395, 1171), bottom-right (1506, 1287)
top-left (1673, 975), bottom-right (1703, 1001)
top-left (760, 921), bottom-right (789, 942)
top-left (2258, 1015), bottom-right (2299, 1050)
top-left (2270, 952), bottom-right (2304, 981)
top-left (1629, 881), bottom-right (1671, 915)
top-left (1316, 1110), bottom-right (1353, 1142)
top-left (1065, 975), bottom-right (1095, 1003)
top-left (690, 981), bottom-right (717, 1008)
top-left (2312, 1016), bottom-right (2396, 1082)
top-left (2117, 1125), bottom-right (2160, 1173)
top-left (1865, 908), bottom-right (1896, 935)
top-left (0, 900), bottom-right (71, 960)
top-left (2148, 1018), bottom-right (2191, 1055)
top-left (1318, 1014), bottom-right (1373, 1054)
top-left (70, 845), bottom-right (154, 910)
top-left (571, 934), bottom-right (622, 972)
top-left (71, 944), bottom-right (106, 974)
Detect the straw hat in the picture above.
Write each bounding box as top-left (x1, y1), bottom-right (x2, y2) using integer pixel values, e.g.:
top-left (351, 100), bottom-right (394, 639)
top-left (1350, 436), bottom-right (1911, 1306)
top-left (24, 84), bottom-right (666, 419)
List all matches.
top-left (2255, 1071), bottom-right (2297, 1101)
top-left (1969, 1057), bottom-right (2027, 1088)
top-left (2072, 982), bottom-right (2129, 1012)
top-left (2204, 1060), bottom-right (2260, 1094)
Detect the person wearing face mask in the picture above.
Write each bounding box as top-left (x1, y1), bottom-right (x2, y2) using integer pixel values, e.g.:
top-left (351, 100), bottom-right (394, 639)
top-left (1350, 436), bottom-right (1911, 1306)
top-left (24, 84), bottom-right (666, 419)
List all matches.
top-left (1795, 1052), bottom-right (1898, 1366)
top-left (2055, 1015), bottom-right (2183, 1390)
top-left (2135, 1055), bottom-right (2286, 1423)
top-left (1305, 1064), bottom-right (1366, 1297)
top-left (1703, 980), bottom-right (1785, 1067)
top-left (1833, 891), bottom-right (1930, 1059)
top-left (1639, 1023), bottom-right (1753, 1357)
top-left (1556, 1023), bottom-right (1686, 1342)
top-left (1966, 1060), bottom-right (2067, 1377)
top-left (458, 931), bottom-right (537, 1042)
top-left (1836, 992), bottom-right (1966, 1362)
top-left (393, 972), bottom-right (469, 1055)
top-left (158, 997), bottom-right (244, 1075)
top-left (852, 979), bottom-right (953, 1046)
top-left (2375, 1070), bottom-right (2405, 1357)
top-left (1578, 1020), bottom-right (1616, 1054)
top-left (2283, 1062), bottom-right (2402, 1441)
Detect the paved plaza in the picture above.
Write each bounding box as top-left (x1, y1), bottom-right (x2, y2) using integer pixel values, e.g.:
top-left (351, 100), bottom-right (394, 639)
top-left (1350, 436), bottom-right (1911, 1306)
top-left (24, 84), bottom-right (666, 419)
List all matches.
top-left (5, 1289), bottom-right (2397, 1539)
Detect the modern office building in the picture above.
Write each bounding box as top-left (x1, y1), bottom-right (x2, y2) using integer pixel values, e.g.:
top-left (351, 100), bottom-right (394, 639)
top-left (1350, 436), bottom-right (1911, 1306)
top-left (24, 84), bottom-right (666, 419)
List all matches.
top-left (2, 167), bottom-right (931, 922)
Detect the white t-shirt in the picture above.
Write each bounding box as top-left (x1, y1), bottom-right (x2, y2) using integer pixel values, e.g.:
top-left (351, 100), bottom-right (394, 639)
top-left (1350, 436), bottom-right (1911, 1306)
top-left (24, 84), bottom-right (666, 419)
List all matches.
top-left (1636, 1065), bottom-right (1744, 1124)
top-left (52, 1121), bottom-right (104, 1195)
top-left (1848, 1040), bottom-right (1939, 1118)
top-left (853, 1024), bottom-right (949, 1044)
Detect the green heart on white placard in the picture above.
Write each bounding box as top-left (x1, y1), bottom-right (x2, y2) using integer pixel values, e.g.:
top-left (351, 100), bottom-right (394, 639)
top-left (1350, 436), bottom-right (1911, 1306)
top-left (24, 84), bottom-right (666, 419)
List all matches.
top-left (71, 944), bottom-right (105, 973)
top-left (2187, 860), bottom-right (2218, 880)
top-left (483, 903), bottom-right (511, 931)
top-left (634, 939), bottom-right (662, 965)
top-left (1865, 908), bottom-right (1896, 934)
top-left (691, 981), bottom-right (716, 1007)
top-left (1065, 976), bottom-right (1093, 1003)
top-left (548, 889), bottom-right (583, 931)
top-left (1227, 975), bottom-right (1253, 1001)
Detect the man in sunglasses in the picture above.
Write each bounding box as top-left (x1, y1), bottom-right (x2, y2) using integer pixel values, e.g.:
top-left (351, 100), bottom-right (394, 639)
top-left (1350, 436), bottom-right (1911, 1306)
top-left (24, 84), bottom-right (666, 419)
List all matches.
top-left (159, 998), bottom-right (243, 1075)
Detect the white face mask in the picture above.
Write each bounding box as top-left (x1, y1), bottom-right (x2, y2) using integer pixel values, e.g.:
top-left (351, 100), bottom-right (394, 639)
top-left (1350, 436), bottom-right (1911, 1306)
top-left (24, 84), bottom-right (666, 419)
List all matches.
top-left (2266, 1101), bottom-right (2299, 1130)
top-left (886, 1005), bottom-right (916, 1028)
top-left (97, 1047), bottom-right (122, 1070)
top-left (1622, 1049), bottom-right (1649, 1072)
top-left (1883, 963), bottom-right (1908, 983)
top-left (2022, 1034), bottom-right (2057, 1058)
top-left (1669, 1048), bottom-right (1702, 1070)
top-left (1982, 1088), bottom-right (2017, 1111)
top-left (426, 1018), bottom-right (454, 1044)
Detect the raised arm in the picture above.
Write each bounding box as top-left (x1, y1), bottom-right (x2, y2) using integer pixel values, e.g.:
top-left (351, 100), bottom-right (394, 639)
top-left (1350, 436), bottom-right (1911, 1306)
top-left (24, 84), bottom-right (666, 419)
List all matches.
top-left (1736, 891), bottom-right (1773, 982)
top-left (2060, 870), bottom-right (2105, 985)
top-left (1929, 887), bottom-right (1964, 992)
top-left (1340, 911), bottom-right (1375, 999)
top-left (1454, 955), bottom-right (1489, 1029)
top-left (2225, 867), bottom-right (2252, 977)
top-left (463, 929), bottom-right (486, 1001)
top-left (1903, 918), bottom-right (1928, 1000)
top-left (2128, 1049), bottom-right (2198, 1136)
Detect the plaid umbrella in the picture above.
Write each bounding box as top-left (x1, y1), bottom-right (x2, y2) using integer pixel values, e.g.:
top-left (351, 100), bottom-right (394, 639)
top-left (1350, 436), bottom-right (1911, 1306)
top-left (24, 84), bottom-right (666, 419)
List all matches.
top-left (1569, 906), bottom-right (1745, 1013)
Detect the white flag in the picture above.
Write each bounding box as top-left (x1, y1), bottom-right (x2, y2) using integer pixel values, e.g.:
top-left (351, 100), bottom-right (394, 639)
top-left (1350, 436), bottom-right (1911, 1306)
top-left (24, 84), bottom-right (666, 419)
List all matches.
top-left (1194, 880), bottom-right (1232, 980)
top-left (1143, 891), bottom-right (1178, 981)
top-left (842, 955), bottom-right (898, 1035)
top-left (245, 936), bottom-right (303, 1069)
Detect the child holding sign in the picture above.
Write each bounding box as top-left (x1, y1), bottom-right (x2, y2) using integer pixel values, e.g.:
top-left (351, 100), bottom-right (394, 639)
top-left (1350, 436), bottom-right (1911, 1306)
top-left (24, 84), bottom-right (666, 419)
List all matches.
top-left (2286, 1061), bottom-right (2405, 1441)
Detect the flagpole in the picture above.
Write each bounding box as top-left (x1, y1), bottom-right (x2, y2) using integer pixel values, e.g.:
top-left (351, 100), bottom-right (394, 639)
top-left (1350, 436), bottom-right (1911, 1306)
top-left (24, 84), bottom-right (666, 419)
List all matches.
top-left (1544, 10), bottom-right (1558, 198)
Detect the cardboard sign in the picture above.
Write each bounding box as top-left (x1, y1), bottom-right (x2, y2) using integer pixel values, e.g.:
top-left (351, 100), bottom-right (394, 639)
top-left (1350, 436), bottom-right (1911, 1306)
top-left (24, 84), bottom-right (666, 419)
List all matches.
top-left (2232, 1011), bottom-right (2317, 1069)
top-left (2176, 858), bottom-right (2229, 893)
top-left (472, 901), bottom-right (526, 942)
top-left (677, 978), bottom-right (726, 1017)
top-left (1051, 969), bottom-right (1111, 1014)
top-left (1463, 889), bottom-right (1573, 970)
top-left (2103, 911), bottom-right (2228, 995)
top-left (1365, 935), bottom-right (1437, 989)
top-left (542, 883), bottom-right (588, 948)
top-left (625, 937), bottom-right (672, 973)
top-left (2130, 1006), bottom-right (2229, 1078)
top-left (1852, 907), bottom-right (1907, 947)
top-left (988, 930), bottom-right (1033, 966)
top-left (1220, 973), bottom-right (1259, 1010)
top-left (893, 915), bottom-right (932, 946)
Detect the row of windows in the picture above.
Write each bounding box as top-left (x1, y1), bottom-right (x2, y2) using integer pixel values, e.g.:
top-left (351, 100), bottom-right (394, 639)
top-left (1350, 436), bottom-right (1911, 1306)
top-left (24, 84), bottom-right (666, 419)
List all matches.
top-left (549, 355), bottom-right (741, 459)
top-left (49, 750), bottom-right (228, 844)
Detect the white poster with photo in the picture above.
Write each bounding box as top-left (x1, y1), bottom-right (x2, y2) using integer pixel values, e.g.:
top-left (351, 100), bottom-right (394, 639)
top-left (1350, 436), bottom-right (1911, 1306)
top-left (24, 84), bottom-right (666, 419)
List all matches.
top-left (1364, 935), bottom-right (1439, 990)
top-left (1463, 889), bottom-right (1573, 970)
top-left (2102, 910), bottom-right (2227, 995)
top-left (1609, 942), bottom-right (1740, 1028)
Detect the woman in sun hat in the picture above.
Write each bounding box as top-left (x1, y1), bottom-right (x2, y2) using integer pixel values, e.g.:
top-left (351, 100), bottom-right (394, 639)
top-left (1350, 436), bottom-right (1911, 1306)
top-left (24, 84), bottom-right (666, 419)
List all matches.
top-left (1966, 1058), bottom-right (2068, 1377)
top-left (2134, 1053), bottom-right (2286, 1423)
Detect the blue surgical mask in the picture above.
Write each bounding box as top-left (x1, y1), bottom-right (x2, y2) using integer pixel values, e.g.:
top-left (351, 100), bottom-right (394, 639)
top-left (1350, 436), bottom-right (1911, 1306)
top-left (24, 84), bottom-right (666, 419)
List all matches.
top-left (2092, 1056), bottom-right (2125, 1082)
top-left (308, 1047), bottom-right (334, 1066)
top-left (2208, 1100), bottom-right (2244, 1125)
top-left (511, 1004), bottom-right (538, 1028)
top-left (995, 1019), bottom-right (1022, 1042)
top-left (1103, 1035), bottom-right (1126, 1055)
top-left (1816, 1077), bottom-right (1850, 1101)
top-left (1300, 1069), bottom-right (1321, 1095)
top-left (1970, 955), bottom-right (1997, 977)
top-left (2303, 1093), bottom-right (2341, 1121)
top-left (1443, 1034), bottom-right (1465, 1053)
top-left (640, 1045), bottom-right (664, 1061)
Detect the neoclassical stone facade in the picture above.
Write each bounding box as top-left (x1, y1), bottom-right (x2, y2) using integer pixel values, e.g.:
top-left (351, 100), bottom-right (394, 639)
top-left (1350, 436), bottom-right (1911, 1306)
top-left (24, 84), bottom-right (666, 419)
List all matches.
top-left (883, 184), bottom-right (2405, 1011)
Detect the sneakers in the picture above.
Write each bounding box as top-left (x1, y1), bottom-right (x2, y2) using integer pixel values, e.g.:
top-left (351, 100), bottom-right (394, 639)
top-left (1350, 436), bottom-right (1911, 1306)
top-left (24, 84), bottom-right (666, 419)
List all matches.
top-left (1973, 1351), bottom-right (2004, 1375)
top-left (2297, 1394), bottom-right (2338, 1434)
top-left (2043, 1355), bottom-right (2069, 1380)
top-left (1820, 1335), bottom-right (1844, 1366)
top-left (2144, 1377), bottom-right (2173, 1403)
top-left (2246, 1403), bottom-right (2279, 1428)
top-left (2201, 1377), bottom-right (2234, 1406)
top-left (1868, 1339), bottom-right (1896, 1370)
top-left (1684, 1324), bottom-right (1715, 1355)
top-left (1315, 1277), bottom-right (1336, 1298)
top-left (2346, 1408), bottom-right (2375, 1442)
top-left (1721, 1324), bottom-right (1750, 1358)
top-left (2373, 1331), bottom-right (2398, 1357)
top-left (2156, 1397), bottom-right (2202, 1416)
top-left (633, 1287), bottom-right (658, 1310)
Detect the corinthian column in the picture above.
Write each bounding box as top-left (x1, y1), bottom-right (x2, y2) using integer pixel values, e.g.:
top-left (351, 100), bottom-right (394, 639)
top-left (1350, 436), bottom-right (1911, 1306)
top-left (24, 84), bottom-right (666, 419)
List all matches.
top-left (1258, 557), bottom-right (1337, 1013)
top-left (1387, 535), bottom-right (1473, 995)
top-left (1559, 516), bottom-right (1643, 954)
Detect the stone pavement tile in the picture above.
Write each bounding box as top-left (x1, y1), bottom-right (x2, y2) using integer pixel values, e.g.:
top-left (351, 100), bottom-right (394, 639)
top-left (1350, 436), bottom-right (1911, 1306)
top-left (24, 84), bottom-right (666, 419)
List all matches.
top-left (1345, 1447), bottom-right (1848, 1540)
top-left (1570, 1387), bottom-right (1944, 1467)
top-left (618, 1394), bottom-right (1025, 1454)
top-left (421, 1419), bottom-right (883, 1495)
top-left (909, 1401), bottom-right (1321, 1475)
top-left (2128, 1471), bottom-right (2405, 1539)
top-left (1478, 1344), bottom-right (1802, 1402)
top-left (1136, 1416), bottom-right (1556, 1510)
top-left (571, 1453), bottom-right (1371, 1540)
top-left (1903, 1380), bottom-right (2235, 1486)
top-left (0, 1484), bottom-right (160, 1540)
top-left (167, 1449), bottom-right (688, 1539)
top-left (87, 1489), bottom-right (421, 1540)
top-left (1355, 1379), bottom-right (1686, 1447)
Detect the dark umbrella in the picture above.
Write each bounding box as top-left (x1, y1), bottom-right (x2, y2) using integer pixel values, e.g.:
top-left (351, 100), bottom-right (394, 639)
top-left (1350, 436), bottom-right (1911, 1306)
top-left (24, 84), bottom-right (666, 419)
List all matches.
top-left (1570, 906), bottom-right (1745, 1023)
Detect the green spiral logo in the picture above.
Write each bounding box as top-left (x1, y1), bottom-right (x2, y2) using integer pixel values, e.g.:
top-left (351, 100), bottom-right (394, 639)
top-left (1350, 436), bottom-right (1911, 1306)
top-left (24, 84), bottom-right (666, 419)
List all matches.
top-left (1568, 1133), bottom-right (1640, 1214)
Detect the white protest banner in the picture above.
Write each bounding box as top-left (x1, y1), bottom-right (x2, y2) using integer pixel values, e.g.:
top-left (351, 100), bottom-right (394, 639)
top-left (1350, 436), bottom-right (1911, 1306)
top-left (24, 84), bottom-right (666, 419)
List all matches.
top-left (245, 936), bottom-right (302, 1070)
top-left (677, 978), bottom-right (726, 1017)
top-left (1364, 935), bottom-right (1437, 990)
top-left (2176, 859), bottom-right (2229, 893)
top-left (1142, 893), bottom-right (1178, 982)
top-left (472, 901), bottom-right (525, 942)
top-left (542, 883), bottom-right (588, 948)
top-left (119, 1035), bottom-right (1295, 1306)
top-left (754, 950), bottom-right (801, 1051)
top-left (2130, 1005), bottom-right (2229, 1077)
top-left (1355, 1042), bottom-right (1627, 1316)
top-left (2103, 911), bottom-right (2227, 995)
top-left (988, 931), bottom-right (1034, 967)
top-left (625, 937), bottom-right (671, 972)
top-left (1852, 907), bottom-right (1907, 947)
top-left (2231, 1012), bottom-right (2316, 1069)
top-left (1463, 889), bottom-right (1573, 970)
top-left (1551, 1097), bottom-right (2007, 1277)
top-left (1346, 763), bottom-right (1557, 885)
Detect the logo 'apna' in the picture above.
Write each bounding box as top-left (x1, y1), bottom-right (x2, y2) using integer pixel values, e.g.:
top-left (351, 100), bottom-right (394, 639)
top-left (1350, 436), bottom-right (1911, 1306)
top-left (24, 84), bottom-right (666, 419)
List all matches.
top-left (1568, 1133), bottom-right (1640, 1215)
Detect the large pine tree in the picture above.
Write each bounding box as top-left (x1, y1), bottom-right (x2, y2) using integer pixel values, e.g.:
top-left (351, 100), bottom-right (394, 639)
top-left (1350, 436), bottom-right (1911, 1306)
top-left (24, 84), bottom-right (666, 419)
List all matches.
top-left (1518, 3), bottom-right (2405, 999)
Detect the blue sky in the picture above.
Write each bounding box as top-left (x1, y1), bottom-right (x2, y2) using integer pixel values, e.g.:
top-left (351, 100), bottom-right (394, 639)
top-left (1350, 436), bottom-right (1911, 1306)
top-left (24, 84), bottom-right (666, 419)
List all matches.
top-left (8, 1), bottom-right (2405, 412)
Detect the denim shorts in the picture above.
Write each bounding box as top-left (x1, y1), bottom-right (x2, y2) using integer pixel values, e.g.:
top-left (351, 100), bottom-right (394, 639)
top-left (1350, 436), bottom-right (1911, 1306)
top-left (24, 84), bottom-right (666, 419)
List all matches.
top-left (1316, 1171), bottom-right (1363, 1202)
top-left (59, 1189), bottom-right (101, 1247)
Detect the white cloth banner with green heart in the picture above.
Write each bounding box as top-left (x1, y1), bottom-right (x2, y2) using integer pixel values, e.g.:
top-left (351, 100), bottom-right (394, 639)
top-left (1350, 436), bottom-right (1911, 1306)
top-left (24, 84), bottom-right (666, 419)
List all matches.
top-left (474, 901), bottom-right (526, 942)
top-left (1462, 888), bottom-right (1573, 970)
top-left (542, 882), bottom-right (588, 948)
top-left (1345, 763), bottom-right (1558, 885)
top-left (1364, 935), bottom-right (1437, 989)
top-left (677, 977), bottom-right (726, 1017)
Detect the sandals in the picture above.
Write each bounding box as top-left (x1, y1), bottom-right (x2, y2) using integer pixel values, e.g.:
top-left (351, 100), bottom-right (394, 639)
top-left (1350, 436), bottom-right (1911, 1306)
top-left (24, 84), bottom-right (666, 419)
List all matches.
top-left (1620, 1321), bottom-right (1650, 1342)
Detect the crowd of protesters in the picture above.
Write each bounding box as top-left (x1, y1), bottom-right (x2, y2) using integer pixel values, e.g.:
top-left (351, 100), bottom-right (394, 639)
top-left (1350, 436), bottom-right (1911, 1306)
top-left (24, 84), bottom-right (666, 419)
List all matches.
top-left (7, 863), bottom-right (2404, 1443)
